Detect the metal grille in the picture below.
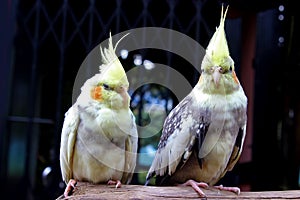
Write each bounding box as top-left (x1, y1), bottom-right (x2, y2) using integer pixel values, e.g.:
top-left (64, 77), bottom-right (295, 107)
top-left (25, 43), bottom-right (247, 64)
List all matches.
top-left (5, 0), bottom-right (222, 199)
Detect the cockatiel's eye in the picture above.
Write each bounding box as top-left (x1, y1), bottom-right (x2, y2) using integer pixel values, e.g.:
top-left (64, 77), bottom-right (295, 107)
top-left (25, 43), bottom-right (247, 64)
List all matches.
top-left (219, 67), bottom-right (225, 73)
top-left (220, 66), bottom-right (233, 74)
top-left (102, 83), bottom-right (111, 90)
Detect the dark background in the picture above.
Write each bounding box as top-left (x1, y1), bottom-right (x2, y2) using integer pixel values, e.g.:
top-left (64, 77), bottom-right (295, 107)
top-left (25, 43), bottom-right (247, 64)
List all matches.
top-left (1, 0), bottom-right (300, 199)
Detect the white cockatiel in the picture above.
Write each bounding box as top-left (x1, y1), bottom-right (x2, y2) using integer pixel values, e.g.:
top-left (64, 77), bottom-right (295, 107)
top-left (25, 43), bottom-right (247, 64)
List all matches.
top-left (59, 32), bottom-right (138, 197)
top-left (146, 6), bottom-right (247, 197)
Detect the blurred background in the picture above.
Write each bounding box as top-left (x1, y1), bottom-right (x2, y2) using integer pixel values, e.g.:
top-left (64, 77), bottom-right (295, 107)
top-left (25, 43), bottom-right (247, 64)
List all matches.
top-left (1, 0), bottom-right (300, 199)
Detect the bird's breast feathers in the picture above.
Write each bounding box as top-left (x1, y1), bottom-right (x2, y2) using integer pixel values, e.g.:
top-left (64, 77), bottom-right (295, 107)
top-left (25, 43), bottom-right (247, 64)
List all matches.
top-left (70, 104), bottom-right (137, 183)
top-left (150, 85), bottom-right (247, 179)
top-left (78, 102), bottom-right (135, 136)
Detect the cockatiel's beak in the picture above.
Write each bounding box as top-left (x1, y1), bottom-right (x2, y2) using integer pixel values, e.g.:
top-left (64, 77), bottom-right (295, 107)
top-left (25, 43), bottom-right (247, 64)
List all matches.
top-left (212, 66), bottom-right (221, 86)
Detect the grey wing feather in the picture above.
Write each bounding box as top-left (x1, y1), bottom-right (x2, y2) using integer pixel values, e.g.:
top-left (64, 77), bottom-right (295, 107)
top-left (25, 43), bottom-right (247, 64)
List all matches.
top-left (59, 106), bottom-right (80, 184)
top-left (122, 113), bottom-right (138, 184)
top-left (225, 125), bottom-right (246, 172)
top-left (146, 91), bottom-right (210, 184)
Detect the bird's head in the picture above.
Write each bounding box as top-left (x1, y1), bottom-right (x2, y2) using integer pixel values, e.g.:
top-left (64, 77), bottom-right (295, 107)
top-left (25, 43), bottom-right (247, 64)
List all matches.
top-left (198, 5), bottom-right (240, 94)
top-left (90, 32), bottom-right (130, 109)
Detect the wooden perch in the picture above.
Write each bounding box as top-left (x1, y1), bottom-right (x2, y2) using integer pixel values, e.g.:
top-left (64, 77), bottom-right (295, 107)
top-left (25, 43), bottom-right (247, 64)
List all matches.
top-left (56, 182), bottom-right (300, 200)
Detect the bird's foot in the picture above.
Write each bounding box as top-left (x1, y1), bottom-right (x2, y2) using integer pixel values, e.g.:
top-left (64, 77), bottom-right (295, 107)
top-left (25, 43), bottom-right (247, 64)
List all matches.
top-left (179, 179), bottom-right (208, 197)
top-left (214, 184), bottom-right (240, 195)
top-left (64, 179), bottom-right (77, 197)
top-left (107, 179), bottom-right (122, 188)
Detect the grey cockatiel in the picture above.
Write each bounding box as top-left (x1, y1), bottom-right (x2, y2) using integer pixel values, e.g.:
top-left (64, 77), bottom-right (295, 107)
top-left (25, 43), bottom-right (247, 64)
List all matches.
top-left (59, 32), bottom-right (138, 197)
top-left (145, 6), bottom-right (247, 197)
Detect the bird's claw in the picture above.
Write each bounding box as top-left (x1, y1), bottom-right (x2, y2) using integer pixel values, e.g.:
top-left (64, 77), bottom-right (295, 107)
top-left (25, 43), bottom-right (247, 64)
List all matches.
top-left (180, 179), bottom-right (208, 198)
top-left (107, 180), bottom-right (122, 188)
top-left (214, 184), bottom-right (240, 195)
top-left (64, 179), bottom-right (77, 197)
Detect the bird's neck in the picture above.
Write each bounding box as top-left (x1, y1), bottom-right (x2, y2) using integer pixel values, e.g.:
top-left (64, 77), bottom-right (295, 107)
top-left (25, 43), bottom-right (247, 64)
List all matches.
top-left (196, 76), bottom-right (239, 95)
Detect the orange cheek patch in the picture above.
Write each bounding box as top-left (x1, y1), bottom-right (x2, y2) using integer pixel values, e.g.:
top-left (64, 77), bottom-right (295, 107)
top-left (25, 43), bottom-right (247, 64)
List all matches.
top-left (232, 71), bottom-right (240, 84)
top-left (91, 86), bottom-right (103, 101)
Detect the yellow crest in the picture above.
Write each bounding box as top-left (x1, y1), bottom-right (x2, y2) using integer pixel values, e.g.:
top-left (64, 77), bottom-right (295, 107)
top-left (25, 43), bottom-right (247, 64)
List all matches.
top-left (99, 32), bottom-right (130, 87)
top-left (206, 5), bottom-right (230, 65)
